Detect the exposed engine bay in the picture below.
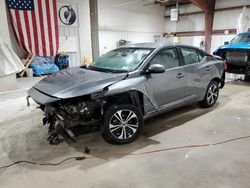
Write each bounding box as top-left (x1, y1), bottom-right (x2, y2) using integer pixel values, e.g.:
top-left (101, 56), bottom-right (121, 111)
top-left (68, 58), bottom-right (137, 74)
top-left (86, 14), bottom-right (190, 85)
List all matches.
top-left (28, 89), bottom-right (142, 144)
top-left (40, 97), bottom-right (105, 144)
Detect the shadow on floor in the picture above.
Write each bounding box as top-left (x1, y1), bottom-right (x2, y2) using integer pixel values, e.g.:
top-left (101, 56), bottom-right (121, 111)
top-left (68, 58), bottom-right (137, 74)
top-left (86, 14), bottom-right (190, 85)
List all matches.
top-left (2, 100), bottom-right (227, 172)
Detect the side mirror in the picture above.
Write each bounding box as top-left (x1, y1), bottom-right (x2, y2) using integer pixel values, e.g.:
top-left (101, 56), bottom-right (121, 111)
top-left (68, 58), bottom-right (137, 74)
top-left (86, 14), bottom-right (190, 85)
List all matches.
top-left (147, 64), bottom-right (166, 74)
top-left (224, 41), bottom-right (229, 45)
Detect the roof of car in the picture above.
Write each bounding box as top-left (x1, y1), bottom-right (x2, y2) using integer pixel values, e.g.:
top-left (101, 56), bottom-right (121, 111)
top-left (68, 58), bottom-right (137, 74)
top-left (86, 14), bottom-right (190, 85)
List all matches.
top-left (129, 42), bottom-right (174, 48)
top-left (128, 42), bottom-right (203, 50)
top-left (238, 32), bottom-right (250, 35)
top-left (127, 42), bottom-right (212, 56)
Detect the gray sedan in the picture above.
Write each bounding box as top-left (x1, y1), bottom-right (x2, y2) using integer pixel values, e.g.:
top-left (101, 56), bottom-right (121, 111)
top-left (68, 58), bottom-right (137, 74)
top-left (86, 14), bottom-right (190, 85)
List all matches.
top-left (28, 43), bottom-right (225, 144)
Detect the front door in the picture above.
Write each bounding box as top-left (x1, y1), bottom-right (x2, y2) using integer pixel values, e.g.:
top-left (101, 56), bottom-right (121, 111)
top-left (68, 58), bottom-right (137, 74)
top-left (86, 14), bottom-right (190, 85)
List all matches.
top-left (146, 48), bottom-right (186, 109)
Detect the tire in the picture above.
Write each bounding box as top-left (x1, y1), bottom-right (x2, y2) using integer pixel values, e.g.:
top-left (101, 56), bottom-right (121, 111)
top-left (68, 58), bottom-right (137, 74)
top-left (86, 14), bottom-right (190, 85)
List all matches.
top-left (199, 81), bottom-right (219, 108)
top-left (101, 104), bottom-right (144, 144)
top-left (219, 72), bottom-right (225, 88)
top-left (244, 75), bottom-right (250, 82)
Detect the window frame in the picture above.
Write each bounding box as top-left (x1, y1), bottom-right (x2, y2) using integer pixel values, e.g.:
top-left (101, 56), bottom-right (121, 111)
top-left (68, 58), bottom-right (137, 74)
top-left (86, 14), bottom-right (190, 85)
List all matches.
top-left (179, 47), bottom-right (201, 66)
top-left (197, 49), bottom-right (208, 62)
top-left (148, 47), bottom-right (181, 70)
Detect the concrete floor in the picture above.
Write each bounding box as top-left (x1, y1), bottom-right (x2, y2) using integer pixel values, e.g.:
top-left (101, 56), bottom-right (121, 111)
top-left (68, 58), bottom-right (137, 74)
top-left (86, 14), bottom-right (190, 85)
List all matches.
top-left (0, 77), bottom-right (250, 188)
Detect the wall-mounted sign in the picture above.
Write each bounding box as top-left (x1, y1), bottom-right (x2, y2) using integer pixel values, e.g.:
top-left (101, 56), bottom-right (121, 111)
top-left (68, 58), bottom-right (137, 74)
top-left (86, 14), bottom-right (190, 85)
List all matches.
top-left (58, 3), bottom-right (78, 27)
top-left (170, 9), bottom-right (179, 22)
top-left (224, 30), bottom-right (230, 35)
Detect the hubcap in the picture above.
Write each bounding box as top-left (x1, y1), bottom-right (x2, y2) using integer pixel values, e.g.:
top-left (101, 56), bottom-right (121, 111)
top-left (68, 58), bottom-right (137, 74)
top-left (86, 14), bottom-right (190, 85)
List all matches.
top-left (109, 109), bottom-right (139, 140)
top-left (207, 84), bottom-right (218, 105)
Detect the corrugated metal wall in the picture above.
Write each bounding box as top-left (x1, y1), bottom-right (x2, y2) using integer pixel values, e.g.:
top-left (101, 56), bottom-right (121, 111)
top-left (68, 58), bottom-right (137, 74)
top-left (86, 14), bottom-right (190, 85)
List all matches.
top-left (99, 30), bottom-right (162, 55)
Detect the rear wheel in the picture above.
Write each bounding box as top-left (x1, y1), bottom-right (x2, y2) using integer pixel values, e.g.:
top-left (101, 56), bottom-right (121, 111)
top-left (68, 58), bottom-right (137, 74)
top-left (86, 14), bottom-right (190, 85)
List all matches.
top-left (101, 104), bottom-right (144, 144)
top-left (199, 81), bottom-right (219, 108)
top-left (244, 75), bottom-right (250, 82)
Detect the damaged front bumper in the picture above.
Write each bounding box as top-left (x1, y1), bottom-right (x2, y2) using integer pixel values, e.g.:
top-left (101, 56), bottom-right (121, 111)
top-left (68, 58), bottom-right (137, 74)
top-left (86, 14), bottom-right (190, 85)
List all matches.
top-left (27, 87), bottom-right (61, 105)
top-left (27, 87), bottom-right (103, 144)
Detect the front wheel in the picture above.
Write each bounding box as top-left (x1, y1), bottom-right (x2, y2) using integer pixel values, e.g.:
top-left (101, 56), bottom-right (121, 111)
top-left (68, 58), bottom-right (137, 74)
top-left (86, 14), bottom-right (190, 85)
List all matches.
top-left (199, 81), bottom-right (219, 108)
top-left (101, 104), bottom-right (144, 144)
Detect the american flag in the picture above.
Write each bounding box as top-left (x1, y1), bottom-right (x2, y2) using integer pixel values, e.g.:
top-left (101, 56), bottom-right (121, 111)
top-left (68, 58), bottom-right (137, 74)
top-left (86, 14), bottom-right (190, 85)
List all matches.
top-left (7, 0), bottom-right (59, 57)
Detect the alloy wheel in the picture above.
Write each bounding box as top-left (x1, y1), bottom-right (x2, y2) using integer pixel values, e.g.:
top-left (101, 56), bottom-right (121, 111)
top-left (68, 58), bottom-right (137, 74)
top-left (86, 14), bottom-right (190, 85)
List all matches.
top-left (207, 84), bottom-right (218, 105)
top-left (109, 109), bottom-right (139, 140)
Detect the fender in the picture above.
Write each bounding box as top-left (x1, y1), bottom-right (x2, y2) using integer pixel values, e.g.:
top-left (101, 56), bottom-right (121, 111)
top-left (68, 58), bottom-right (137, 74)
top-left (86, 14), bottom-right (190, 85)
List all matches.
top-left (105, 76), bottom-right (158, 110)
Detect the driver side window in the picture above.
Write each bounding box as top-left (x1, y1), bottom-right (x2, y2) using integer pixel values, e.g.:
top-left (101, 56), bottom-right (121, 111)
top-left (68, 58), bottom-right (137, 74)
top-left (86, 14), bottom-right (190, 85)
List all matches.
top-left (150, 48), bottom-right (180, 69)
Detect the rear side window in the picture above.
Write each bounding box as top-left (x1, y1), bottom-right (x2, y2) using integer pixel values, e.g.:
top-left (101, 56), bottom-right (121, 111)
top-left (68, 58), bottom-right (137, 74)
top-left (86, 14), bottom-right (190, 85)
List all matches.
top-left (181, 48), bottom-right (200, 65)
top-left (151, 48), bottom-right (180, 69)
top-left (197, 49), bottom-right (206, 61)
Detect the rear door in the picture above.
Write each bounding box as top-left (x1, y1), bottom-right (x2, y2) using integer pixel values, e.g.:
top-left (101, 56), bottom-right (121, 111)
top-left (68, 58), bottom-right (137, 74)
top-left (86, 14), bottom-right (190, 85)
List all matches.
top-left (146, 47), bottom-right (186, 109)
top-left (179, 47), bottom-right (210, 101)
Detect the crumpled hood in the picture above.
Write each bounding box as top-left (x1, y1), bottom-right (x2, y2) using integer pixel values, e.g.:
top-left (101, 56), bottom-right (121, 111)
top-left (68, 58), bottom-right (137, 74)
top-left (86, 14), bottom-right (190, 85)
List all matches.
top-left (33, 67), bottom-right (127, 99)
top-left (214, 42), bottom-right (250, 53)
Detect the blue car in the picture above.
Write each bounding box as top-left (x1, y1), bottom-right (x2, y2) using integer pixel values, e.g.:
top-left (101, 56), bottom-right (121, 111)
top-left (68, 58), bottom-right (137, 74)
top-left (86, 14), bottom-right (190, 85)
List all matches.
top-left (213, 32), bottom-right (250, 81)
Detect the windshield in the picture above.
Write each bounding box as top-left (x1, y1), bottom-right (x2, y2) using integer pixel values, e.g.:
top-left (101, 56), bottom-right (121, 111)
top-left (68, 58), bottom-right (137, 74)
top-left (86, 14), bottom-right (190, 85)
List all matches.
top-left (89, 48), bottom-right (153, 73)
top-left (231, 33), bottom-right (250, 43)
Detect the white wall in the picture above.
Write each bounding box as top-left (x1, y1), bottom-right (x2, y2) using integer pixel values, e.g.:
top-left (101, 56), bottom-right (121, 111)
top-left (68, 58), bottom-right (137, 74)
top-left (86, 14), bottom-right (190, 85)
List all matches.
top-left (0, 0), bottom-right (11, 46)
top-left (164, 0), bottom-right (250, 52)
top-left (58, 0), bottom-right (92, 66)
top-left (98, 0), bottom-right (163, 32)
top-left (215, 0), bottom-right (250, 9)
top-left (57, 0), bottom-right (92, 66)
top-left (164, 3), bottom-right (203, 33)
top-left (99, 30), bottom-right (162, 55)
top-left (76, 0), bottom-right (92, 60)
top-left (97, 0), bottom-right (164, 55)
top-left (0, 0), bottom-right (24, 57)
top-left (164, 3), bottom-right (205, 47)
top-left (165, 14), bottom-right (204, 33)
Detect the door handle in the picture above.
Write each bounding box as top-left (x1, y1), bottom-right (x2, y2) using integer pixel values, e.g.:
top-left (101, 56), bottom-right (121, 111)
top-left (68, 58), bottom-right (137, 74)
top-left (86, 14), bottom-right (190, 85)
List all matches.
top-left (176, 73), bottom-right (184, 79)
top-left (206, 66), bottom-right (211, 71)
